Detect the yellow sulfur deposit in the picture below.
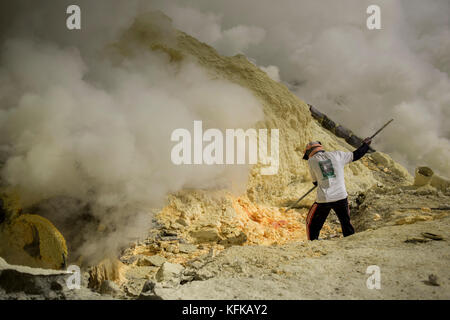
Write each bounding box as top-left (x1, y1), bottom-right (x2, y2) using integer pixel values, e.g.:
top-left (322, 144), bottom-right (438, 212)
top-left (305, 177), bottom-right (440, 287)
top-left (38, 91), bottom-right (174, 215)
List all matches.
top-left (231, 196), bottom-right (337, 245)
top-left (0, 191), bottom-right (67, 270)
top-left (88, 258), bottom-right (126, 289)
top-left (0, 214), bottom-right (67, 270)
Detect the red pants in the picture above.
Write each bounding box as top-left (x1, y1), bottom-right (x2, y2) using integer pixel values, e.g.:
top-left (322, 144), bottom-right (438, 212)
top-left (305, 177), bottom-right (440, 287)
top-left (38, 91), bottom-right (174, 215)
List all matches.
top-left (306, 198), bottom-right (355, 240)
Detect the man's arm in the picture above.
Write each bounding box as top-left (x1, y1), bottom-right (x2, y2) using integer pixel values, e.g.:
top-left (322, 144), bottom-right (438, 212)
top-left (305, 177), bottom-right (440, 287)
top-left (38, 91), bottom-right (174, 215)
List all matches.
top-left (352, 137), bottom-right (372, 162)
top-left (308, 162), bottom-right (318, 186)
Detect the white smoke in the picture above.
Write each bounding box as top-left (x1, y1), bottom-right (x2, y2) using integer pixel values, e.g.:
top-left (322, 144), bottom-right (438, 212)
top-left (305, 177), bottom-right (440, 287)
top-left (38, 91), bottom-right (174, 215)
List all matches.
top-left (0, 2), bottom-right (264, 262)
top-left (150, 0), bottom-right (450, 177)
top-left (1, 0), bottom-right (449, 262)
top-left (159, 4), bottom-right (266, 56)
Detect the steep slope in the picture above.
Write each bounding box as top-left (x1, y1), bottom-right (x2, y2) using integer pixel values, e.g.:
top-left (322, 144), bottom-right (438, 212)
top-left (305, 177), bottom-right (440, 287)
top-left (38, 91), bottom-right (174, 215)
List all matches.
top-left (113, 12), bottom-right (400, 205)
top-left (110, 12), bottom-right (413, 249)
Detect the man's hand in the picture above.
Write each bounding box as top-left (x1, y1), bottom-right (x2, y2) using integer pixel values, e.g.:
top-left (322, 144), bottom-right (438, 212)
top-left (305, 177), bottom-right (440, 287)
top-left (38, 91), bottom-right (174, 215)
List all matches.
top-left (363, 137), bottom-right (372, 145)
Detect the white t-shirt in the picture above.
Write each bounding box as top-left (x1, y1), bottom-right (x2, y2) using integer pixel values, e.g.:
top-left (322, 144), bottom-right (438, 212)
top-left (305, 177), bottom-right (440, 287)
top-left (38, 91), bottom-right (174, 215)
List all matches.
top-left (308, 150), bottom-right (353, 203)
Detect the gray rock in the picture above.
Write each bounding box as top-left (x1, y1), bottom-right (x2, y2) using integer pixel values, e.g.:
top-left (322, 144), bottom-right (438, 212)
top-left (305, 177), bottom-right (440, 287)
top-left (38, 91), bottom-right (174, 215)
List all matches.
top-left (0, 257), bottom-right (103, 300)
top-left (99, 280), bottom-right (122, 296)
top-left (219, 232), bottom-right (247, 246)
top-left (119, 255), bottom-right (138, 265)
top-left (133, 280), bottom-right (163, 299)
top-left (123, 279), bottom-right (147, 297)
top-left (155, 262), bottom-right (184, 284)
top-left (190, 228), bottom-right (222, 242)
top-left (190, 261), bottom-right (204, 269)
top-left (137, 255), bottom-right (166, 267)
top-left (0, 257), bottom-right (68, 298)
top-left (137, 291), bottom-right (163, 300)
top-left (125, 265), bottom-right (158, 280)
top-left (141, 279), bottom-right (157, 293)
top-left (176, 218), bottom-right (189, 227)
top-left (178, 244), bottom-right (197, 254)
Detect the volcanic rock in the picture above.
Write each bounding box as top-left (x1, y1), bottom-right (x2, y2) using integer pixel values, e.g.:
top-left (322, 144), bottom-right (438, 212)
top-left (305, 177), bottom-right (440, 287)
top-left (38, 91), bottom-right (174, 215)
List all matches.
top-left (155, 262), bottom-right (184, 285)
top-left (0, 257), bottom-right (103, 300)
top-left (136, 255), bottom-right (166, 267)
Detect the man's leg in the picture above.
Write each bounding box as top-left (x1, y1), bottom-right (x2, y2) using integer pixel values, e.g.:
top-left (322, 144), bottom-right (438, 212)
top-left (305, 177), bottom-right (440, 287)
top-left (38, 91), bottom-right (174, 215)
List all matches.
top-left (306, 202), bottom-right (331, 240)
top-left (332, 198), bottom-right (355, 237)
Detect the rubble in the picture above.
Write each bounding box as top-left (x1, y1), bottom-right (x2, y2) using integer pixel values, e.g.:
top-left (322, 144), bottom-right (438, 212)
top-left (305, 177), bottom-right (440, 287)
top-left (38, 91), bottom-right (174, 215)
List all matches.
top-left (99, 280), bottom-right (122, 297)
top-left (0, 257), bottom-right (104, 300)
top-left (178, 244), bottom-right (197, 254)
top-left (136, 255), bottom-right (166, 267)
top-left (155, 262), bottom-right (184, 286)
top-left (137, 280), bottom-right (163, 300)
top-left (152, 215), bottom-right (450, 300)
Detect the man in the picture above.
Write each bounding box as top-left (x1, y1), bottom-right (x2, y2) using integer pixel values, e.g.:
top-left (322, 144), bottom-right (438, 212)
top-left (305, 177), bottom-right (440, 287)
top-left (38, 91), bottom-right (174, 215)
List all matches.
top-left (303, 138), bottom-right (372, 240)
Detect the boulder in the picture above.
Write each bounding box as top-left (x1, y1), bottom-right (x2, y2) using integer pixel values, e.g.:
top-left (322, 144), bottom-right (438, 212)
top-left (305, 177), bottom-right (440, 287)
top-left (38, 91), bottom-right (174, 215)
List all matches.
top-left (155, 262), bottom-right (184, 285)
top-left (0, 257), bottom-right (102, 300)
top-left (125, 265), bottom-right (158, 280)
top-left (189, 228), bottom-right (222, 243)
top-left (219, 231), bottom-right (247, 246)
top-left (137, 279), bottom-right (163, 300)
top-left (122, 278), bottom-right (147, 297)
top-left (137, 255), bottom-right (166, 267)
top-left (88, 258), bottom-right (124, 290)
top-left (178, 244), bottom-right (197, 254)
top-left (0, 213), bottom-right (68, 270)
top-left (99, 280), bottom-right (122, 296)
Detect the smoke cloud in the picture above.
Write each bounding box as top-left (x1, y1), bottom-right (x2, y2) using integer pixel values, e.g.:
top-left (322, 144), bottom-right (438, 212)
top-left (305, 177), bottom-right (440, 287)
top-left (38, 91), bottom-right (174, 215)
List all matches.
top-left (0, 1), bottom-right (263, 262)
top-left (150, 0), bottom-right (450, 177)
top-left (0, 0), bottom-right (449, 262)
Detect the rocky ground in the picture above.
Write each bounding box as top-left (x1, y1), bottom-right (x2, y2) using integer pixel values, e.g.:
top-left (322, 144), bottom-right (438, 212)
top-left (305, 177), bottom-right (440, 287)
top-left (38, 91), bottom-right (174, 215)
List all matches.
top-left (152, 214), bottom-right (450, 299)
top-left (1, 12), bottom-right (449, 300)
top-left (1, 176), bottom-right (449, 300)
top-left (0, 257), bottom-right (109, 300)
top-left (1, 151), bottom-right (449, 300)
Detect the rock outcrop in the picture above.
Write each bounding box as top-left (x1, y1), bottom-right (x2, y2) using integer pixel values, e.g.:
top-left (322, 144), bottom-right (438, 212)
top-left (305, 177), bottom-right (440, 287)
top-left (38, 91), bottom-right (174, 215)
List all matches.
top-left (0, 257), bottom-right (103, 300)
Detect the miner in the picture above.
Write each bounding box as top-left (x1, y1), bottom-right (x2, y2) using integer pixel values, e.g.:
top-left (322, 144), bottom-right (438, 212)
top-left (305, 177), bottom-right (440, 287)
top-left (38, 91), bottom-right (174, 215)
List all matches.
top-left (303, 138), bottom-right (372, 240)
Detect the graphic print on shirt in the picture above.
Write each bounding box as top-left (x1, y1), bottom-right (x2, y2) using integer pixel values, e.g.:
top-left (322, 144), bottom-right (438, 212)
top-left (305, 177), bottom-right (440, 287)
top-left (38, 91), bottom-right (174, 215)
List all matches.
top-left (319, 159), bottom-right (336, 179)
